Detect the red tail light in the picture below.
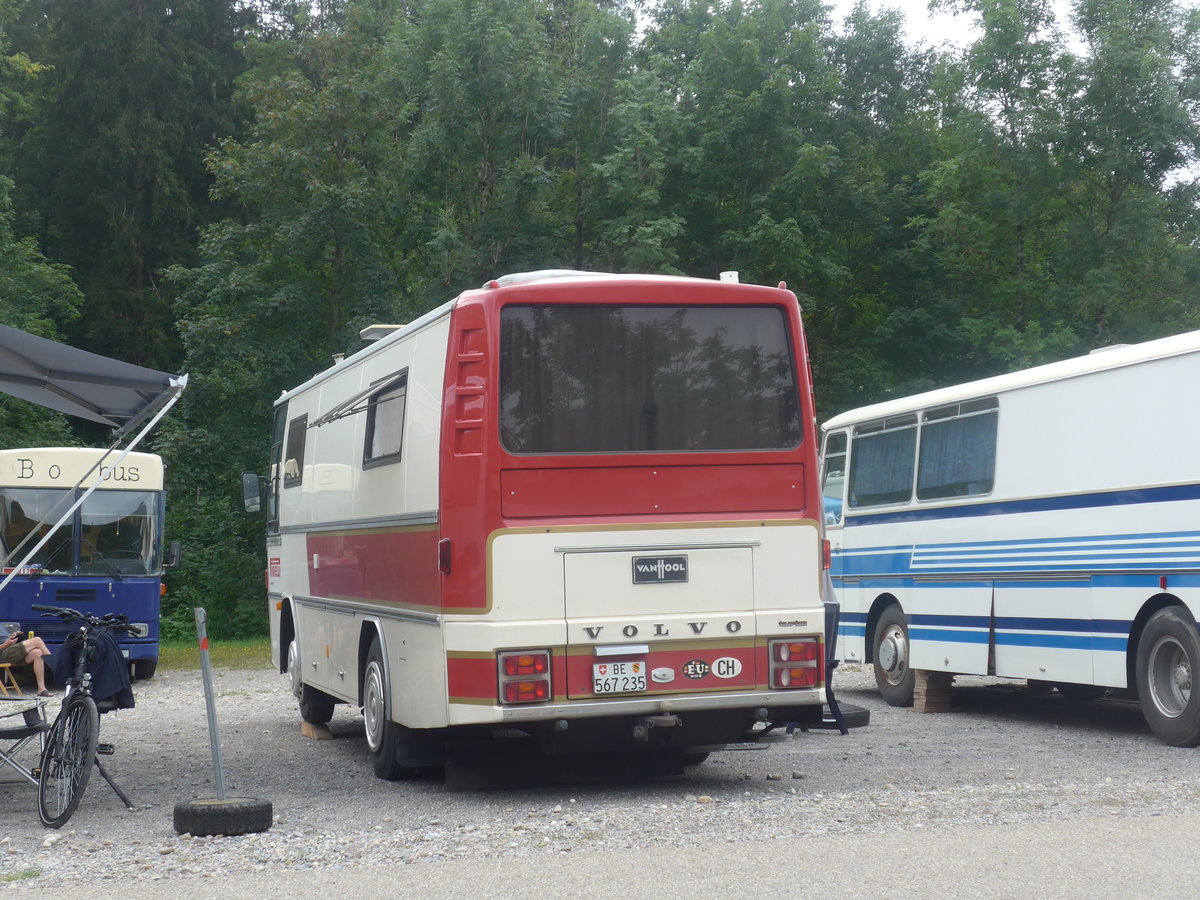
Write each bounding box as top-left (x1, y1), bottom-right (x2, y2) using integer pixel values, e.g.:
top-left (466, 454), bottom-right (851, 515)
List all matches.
top-left (774, 665), bottom-right (819, 688)
top-left (773, 640), bottom-right (819, 663)
top-left (768, 637), bottom-right (822, 690)
top-left (503, 680), bottom-right (550, 703)
top-left (502, 653), bottom-right (549, 677)
top-left (497, 649), bottom-right (551, 704)
top-left (822, 538), bottom-right (831, 570)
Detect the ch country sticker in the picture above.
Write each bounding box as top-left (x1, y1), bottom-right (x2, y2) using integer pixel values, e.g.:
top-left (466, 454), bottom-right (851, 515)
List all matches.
top-left (712, 657), bottom-right (743, 678)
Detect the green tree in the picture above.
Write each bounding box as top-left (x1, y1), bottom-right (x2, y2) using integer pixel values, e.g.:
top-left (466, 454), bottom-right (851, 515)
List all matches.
top-left (0, 0), bottom-right (81, 447)
top-left (805, 2), bottom-right (948, 412)
top-left (902, 0), bottom-right (1200, 400)
top-left (161, 3), bottom-right (405, 637)
top-left (387, 0), bottom-right (573, 296)
top-left (1057, 0), bottom-right (1200, 342)
top-left (641, 0), bottom-right (845, 279)
top-left (10, 0), bottom-right (250, 370)
top-left (0, 175), bottom-right (84, 448)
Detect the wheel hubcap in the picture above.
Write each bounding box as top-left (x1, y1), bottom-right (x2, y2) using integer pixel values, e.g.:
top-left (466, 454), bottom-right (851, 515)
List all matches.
top-left (363, 661), bottom-right (385, 752)
top-left (1149, 636), bottom-right (1191, 718)
top-left (287, 640), bottom-right (301, 700)
top-left (878, 624), bottom-right (908, 685)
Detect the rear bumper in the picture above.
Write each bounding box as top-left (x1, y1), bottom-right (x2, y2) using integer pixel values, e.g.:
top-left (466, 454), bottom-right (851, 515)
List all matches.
top-left (497, 686), bottom-right (824, 722)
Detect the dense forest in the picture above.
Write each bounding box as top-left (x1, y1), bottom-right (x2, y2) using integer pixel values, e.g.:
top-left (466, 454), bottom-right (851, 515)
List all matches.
top-left (0, 0), bottom-right (1198, 637)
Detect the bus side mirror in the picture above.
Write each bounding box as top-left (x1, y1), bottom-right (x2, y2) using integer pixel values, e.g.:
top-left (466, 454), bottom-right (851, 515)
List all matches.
top-left (242, 472), bottom-right (263, 513)
top-left (165, 541), bottom-right (182, 569)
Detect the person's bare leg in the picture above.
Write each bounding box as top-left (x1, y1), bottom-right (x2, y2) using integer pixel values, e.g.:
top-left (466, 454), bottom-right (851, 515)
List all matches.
top-left (25, 648), bottom-right (47, 694)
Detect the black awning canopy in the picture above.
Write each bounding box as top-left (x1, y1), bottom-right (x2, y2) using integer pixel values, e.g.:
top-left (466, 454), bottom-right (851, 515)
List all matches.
top-left (0, 324), bottom-right (188, 588)
top-left (0, 324), bottom-right (186, 434)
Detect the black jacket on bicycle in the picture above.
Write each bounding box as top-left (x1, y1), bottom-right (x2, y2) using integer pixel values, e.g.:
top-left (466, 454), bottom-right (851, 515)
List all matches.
top-left (48, 630), bottom-right (135, 710)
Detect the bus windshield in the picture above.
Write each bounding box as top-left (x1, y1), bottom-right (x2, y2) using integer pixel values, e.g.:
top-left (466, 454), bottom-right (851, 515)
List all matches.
top-left (1, 487), bottom-right (161, 575)
top-left (1, 488), bottom-right (73, 571)
top-left (80, 490), bottom-right (160, 575)
top-left (499, 305), bottom-right (802, 453)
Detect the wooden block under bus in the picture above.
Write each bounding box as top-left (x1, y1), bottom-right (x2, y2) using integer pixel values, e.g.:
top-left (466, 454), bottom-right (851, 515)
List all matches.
top-left (913, 669), bottom-right (953, 713)
top-left (300, 721), bottom-right (333, 741)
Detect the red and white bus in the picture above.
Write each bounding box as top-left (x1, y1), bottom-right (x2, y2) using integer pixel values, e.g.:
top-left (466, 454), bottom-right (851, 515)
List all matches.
top-left (249, 270), bottom-right (830, 779)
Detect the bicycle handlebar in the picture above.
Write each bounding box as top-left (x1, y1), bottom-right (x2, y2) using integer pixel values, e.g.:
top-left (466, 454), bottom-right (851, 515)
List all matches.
top-left (29, 604), bottom-right (137, 636)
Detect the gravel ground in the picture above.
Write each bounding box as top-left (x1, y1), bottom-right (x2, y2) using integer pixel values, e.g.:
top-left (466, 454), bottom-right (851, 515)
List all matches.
top-left (1, 663), bottom-right (1197, 892)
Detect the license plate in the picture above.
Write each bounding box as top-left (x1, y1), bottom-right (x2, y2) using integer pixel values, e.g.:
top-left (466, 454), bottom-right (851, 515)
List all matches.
top-left (592, 660), bottom-right (647, 695)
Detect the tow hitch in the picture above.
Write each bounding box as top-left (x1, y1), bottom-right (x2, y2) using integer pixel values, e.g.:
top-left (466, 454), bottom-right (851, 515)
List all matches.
top-left (632, 714), bottom-right (681, 741)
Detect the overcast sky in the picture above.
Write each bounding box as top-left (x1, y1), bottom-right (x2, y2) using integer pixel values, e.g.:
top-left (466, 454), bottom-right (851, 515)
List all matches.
top-left (829, 0), bottom-right (1077, 50)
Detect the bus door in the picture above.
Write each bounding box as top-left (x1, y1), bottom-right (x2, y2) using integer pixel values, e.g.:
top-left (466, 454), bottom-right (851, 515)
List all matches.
top-left (904, 401), bottom-right (999, 677)
top-left (821, 431), bottom-right (863, 661)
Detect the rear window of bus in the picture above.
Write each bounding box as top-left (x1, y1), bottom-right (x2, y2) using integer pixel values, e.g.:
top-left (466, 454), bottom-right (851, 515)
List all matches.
top-left (499, 305), bottom-right (802, 454)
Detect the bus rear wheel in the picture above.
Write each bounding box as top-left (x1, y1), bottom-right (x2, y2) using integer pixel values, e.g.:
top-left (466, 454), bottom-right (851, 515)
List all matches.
top-left (362, 637), bottom-right (421, 780)
top-left (873, 605), bottom-right (915, 707)
top-left (1137, 607), bottom-right (1200, 747)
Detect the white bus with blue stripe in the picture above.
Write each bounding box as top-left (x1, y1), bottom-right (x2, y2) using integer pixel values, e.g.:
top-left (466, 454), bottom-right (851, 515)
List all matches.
top-left (822, 329), bottom-right (1200, 745)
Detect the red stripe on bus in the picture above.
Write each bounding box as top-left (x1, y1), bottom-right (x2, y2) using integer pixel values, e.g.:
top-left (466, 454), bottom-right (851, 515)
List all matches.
top-left (306, 529), bottom-right (441, 607)
top-left (446, 655), bottom-right (497, 700)
top-left (501, 464), bottom-right (809, 518)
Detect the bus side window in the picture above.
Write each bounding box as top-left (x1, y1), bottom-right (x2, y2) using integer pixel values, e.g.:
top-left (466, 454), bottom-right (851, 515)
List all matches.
top-left (283, 414), bottom-right (308, 489)
top-left (821, 432), bottom-right (847, 525)
top-left (267, 405), bottom-right (287, 532)
top-left (847, 416), bottom-right (917, 508)
top-left (916, 399), bottom-right (999, 500)
top-left (363, 373), bottom-right (407, 468)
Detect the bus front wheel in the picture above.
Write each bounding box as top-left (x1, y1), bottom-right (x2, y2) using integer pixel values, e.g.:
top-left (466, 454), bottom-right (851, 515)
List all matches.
top-left (873, 605), bottom-right (915, 707)
top-left (132, 658), bottom-right (158, 680)
top-left (289, 638), bottom-right (335, 726)
top-left (1136, 607), bottom-right (1200, 747)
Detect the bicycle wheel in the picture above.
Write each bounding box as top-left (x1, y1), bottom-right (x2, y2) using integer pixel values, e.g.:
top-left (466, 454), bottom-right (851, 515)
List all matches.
top-left (37, 694), bottom-right (100, 828)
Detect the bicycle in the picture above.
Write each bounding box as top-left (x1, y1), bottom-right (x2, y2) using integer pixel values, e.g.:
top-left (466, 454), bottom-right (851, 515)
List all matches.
top-left (31, 603), bottom-right (136, 828)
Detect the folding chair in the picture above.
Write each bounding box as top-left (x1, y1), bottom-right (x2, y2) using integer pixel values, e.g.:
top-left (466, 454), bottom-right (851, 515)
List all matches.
top-left (0, 663), bottom-right (20, 696)
top-left (0, 696), bottom-right (50, 786)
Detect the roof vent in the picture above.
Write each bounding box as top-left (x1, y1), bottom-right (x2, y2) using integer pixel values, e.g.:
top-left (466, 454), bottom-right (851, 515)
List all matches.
top-left (359, 324), bottom-right (405, 342)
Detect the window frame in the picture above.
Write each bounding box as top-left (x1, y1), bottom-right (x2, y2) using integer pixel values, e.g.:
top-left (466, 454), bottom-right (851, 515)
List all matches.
top-left (821, 430), bottom-right (848, 526)
top-left (497, 303), bottom-right (804, 455)
top-left (843, 397), bottom-right (1001, 511)
top-left (846, 413), bottom-right (919, 510)
top-left (362, 372), bottom-right (409, 470)
top-left (283, 414), bottom-right (308, 489)
top-left (267, 405), bottom-right (287, 532)
top-left (914, 398), bottom-right (999, 502)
